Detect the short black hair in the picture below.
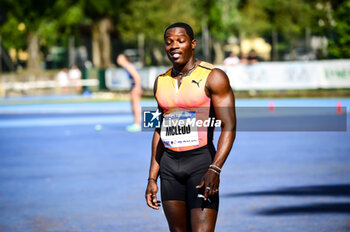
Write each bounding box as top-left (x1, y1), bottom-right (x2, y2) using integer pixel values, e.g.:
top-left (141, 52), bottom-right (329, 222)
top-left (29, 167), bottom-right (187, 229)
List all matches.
top-left (164, 22), bottom-right (194, 41)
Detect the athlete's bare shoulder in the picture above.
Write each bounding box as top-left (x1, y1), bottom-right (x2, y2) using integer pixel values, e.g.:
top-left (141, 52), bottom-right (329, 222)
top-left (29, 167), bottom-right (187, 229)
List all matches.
top-left (206, 68), bottom-right (231, 95)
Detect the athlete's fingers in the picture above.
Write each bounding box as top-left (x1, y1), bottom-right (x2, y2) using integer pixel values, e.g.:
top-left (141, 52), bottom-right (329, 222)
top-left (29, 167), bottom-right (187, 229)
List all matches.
top-left (146, 194), bottom-right (153, 208)
top-left (204, 185), bottom-right (211, 200)
top-left (152, 194), bottom-right (161, 209)
top-left (213, 184), bottom-right (219, 194)
top-left (152, 194), bottom-right (158, 204)
top-left (196, 179), bottom-right (205, 189)
top-left (209, 185), bottom-right (215, 196)
top-left (210, 183), bottom-right (217, 196)
top-left (210, 182), bottom-right (216, 196)
top-left (146, 193), bottom-right (159, 210)
top-left (146, 193), bottom-right (153, 207)
top-left (155, 201), bottom-right (161, 207)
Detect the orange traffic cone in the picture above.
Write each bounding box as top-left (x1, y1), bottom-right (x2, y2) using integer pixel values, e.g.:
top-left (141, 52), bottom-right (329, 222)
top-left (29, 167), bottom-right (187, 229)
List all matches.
top-left (269, 100), bottom-right (275, 113)
top-left (336, 101), bottom-right (342, 115)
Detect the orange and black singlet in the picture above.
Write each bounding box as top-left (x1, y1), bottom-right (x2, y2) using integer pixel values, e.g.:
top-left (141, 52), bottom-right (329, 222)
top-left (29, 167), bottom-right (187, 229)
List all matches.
top-left (155, 61), bottom-right (218, 152)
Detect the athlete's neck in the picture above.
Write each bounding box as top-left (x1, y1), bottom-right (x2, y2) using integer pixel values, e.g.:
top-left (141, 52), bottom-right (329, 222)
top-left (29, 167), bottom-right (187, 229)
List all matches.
top-left (172, 58), bottom-right (197, 77)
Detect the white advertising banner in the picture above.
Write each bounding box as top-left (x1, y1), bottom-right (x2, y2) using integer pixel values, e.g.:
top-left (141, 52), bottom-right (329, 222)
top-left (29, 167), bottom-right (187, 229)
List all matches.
top-left (318, 60), bottom-right (350, 88)
top-left (106, 60), bottom-right (350, 91)
top-left (218, 62), bottom-right (322, 90)
top-left (105, 68), bottom-right (132, 90)
top-left (106, 66), bottom-right (168, 91)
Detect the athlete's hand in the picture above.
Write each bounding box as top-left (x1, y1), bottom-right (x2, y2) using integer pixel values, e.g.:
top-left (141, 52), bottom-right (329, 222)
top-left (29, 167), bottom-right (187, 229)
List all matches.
top-left (145, 180), bottom-right (161, 210)
top-left (196, 170), bottom-right (220, 200)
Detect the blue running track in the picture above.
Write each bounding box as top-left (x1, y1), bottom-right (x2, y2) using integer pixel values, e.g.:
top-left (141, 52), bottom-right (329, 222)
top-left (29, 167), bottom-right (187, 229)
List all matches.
top-left (0, 98), bottom-right (349, 231)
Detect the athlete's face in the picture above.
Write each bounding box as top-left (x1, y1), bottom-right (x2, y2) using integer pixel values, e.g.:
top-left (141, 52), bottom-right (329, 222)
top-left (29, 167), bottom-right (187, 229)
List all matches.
top-left (164, 27), bottom-right (196, 66)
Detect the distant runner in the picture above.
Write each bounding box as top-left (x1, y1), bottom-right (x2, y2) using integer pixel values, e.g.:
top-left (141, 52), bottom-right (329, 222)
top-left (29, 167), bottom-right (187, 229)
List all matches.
top-left (117, 54), bottom-right (142, 132)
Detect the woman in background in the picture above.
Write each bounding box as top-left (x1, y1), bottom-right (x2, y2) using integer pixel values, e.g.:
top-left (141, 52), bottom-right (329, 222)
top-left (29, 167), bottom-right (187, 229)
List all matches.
top-left (117, 54), bottom-right (143, 132)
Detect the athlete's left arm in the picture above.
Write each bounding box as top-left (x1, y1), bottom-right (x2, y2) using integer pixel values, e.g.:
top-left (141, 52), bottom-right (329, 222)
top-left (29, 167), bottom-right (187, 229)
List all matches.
top-left (196, 68), bottom-right (236, 199)
top-left (208, 68), bottom-right (236, 169)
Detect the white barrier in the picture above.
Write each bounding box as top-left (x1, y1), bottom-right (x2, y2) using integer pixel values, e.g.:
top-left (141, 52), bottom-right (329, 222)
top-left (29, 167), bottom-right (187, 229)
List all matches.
top-left (318, 60), bottom-right (350, 88)
top-left (1, 79), bottom-right (99, 92)
top-left (2, 60), bottom-right (349, 94)
top-left (105, 69), bottom-right (131, 90)
top-left (218, 62), bottom-right (323, 90)
top-left (106, 60), bottom-right (350, 91)
top-left (105, 66), bottom-right (169, 91)
top-left (219, 60), bottom-right (350, 90)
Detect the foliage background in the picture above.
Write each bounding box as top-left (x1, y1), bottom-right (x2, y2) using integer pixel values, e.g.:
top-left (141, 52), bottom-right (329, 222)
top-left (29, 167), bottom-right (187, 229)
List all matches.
top-left (0, 0), bottom-right (349, 69)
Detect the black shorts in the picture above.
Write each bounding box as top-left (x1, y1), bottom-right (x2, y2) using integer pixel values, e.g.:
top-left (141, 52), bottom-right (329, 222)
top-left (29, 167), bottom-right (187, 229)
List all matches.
top-left (159, 144), bottom-right (219, 210)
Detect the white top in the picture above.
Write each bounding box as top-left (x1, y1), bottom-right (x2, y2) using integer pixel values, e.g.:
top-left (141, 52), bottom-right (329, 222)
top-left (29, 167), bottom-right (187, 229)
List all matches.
top-left (57, 71), bottom-right (69, 86)
top-left (224, 56), bottom-right (240, 66)
top-left (68, 68), bottom-right (82, 80)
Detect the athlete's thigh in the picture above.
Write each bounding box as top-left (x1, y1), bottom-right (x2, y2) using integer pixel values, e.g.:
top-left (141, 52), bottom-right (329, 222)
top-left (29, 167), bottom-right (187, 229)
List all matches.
top-left (130, 88), bottom-right (138, 100)
top-left (186, 172), bottom-right (219, 210)
top-left (163, 200), bottom-right (188, 232)
top-left (161, 178), bottom-right (189, 231)
top-left (191, 208), bottom-right (218, 232)
top-left (186, 172), bottom-right (219, 232)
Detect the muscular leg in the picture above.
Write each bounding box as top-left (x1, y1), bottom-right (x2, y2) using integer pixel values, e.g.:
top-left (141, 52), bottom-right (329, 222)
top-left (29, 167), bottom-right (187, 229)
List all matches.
top-left (163, 200), bottom-right (189, 232)
top-left (191, 208), bottom-right (218, 232)
top-left (186, 170), bottom-right (219, 232)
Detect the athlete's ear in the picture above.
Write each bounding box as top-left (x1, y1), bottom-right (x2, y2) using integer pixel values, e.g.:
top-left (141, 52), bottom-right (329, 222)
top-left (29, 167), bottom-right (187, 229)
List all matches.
top-left (191, 39), bottom-right (196, 50)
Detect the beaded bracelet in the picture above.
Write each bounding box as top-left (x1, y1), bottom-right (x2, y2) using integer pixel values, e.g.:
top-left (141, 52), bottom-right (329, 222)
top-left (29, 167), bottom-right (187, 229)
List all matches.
top-left (147, 178), bottom-right (157, 182)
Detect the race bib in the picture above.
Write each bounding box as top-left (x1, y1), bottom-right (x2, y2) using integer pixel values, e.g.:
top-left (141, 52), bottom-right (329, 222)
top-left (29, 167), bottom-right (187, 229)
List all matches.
top-left (160, 111), bottom-right (199, 148)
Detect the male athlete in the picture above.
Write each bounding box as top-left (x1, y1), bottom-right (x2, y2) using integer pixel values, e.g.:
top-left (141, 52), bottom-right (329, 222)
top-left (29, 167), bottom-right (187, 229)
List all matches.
top-left (145, 22), bottom-right (236, 231)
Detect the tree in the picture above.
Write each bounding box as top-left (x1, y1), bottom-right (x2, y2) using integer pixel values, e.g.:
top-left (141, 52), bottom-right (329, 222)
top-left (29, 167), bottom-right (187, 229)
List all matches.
top-left (117, 0), bottom-right (199, 65)
top-left (201, 0), bottom-right (240, 63)
top-left (327, 0), bottom-right (350, 58)
top-left (237, 0), bottom-right (270, 38)
top-left (79, 0), bottom-right (128, 68)
top-left (0, 12), bottom-right (26, 55)
top-left (1, 0), bottom-right (59, 70)
top-left (237, 0), bottom-right (313, 60)
top-left (0, 0), bottom-right (84, 70)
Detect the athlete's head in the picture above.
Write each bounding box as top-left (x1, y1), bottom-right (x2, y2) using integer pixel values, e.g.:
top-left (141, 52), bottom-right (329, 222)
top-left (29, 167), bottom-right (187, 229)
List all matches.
top-left (164, 22), bottom-right (194, 41)
top-left (164, 22), bottom-right (196, 66)
top-left (116, 54), bottom-right (129, 67)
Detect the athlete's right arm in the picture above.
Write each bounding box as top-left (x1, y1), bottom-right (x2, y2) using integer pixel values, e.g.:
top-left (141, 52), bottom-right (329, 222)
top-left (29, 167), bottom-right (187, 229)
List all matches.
top-left (145, 127), bottom-right (163, 210)
top-left (145, 76), bottom-right (163, 210)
